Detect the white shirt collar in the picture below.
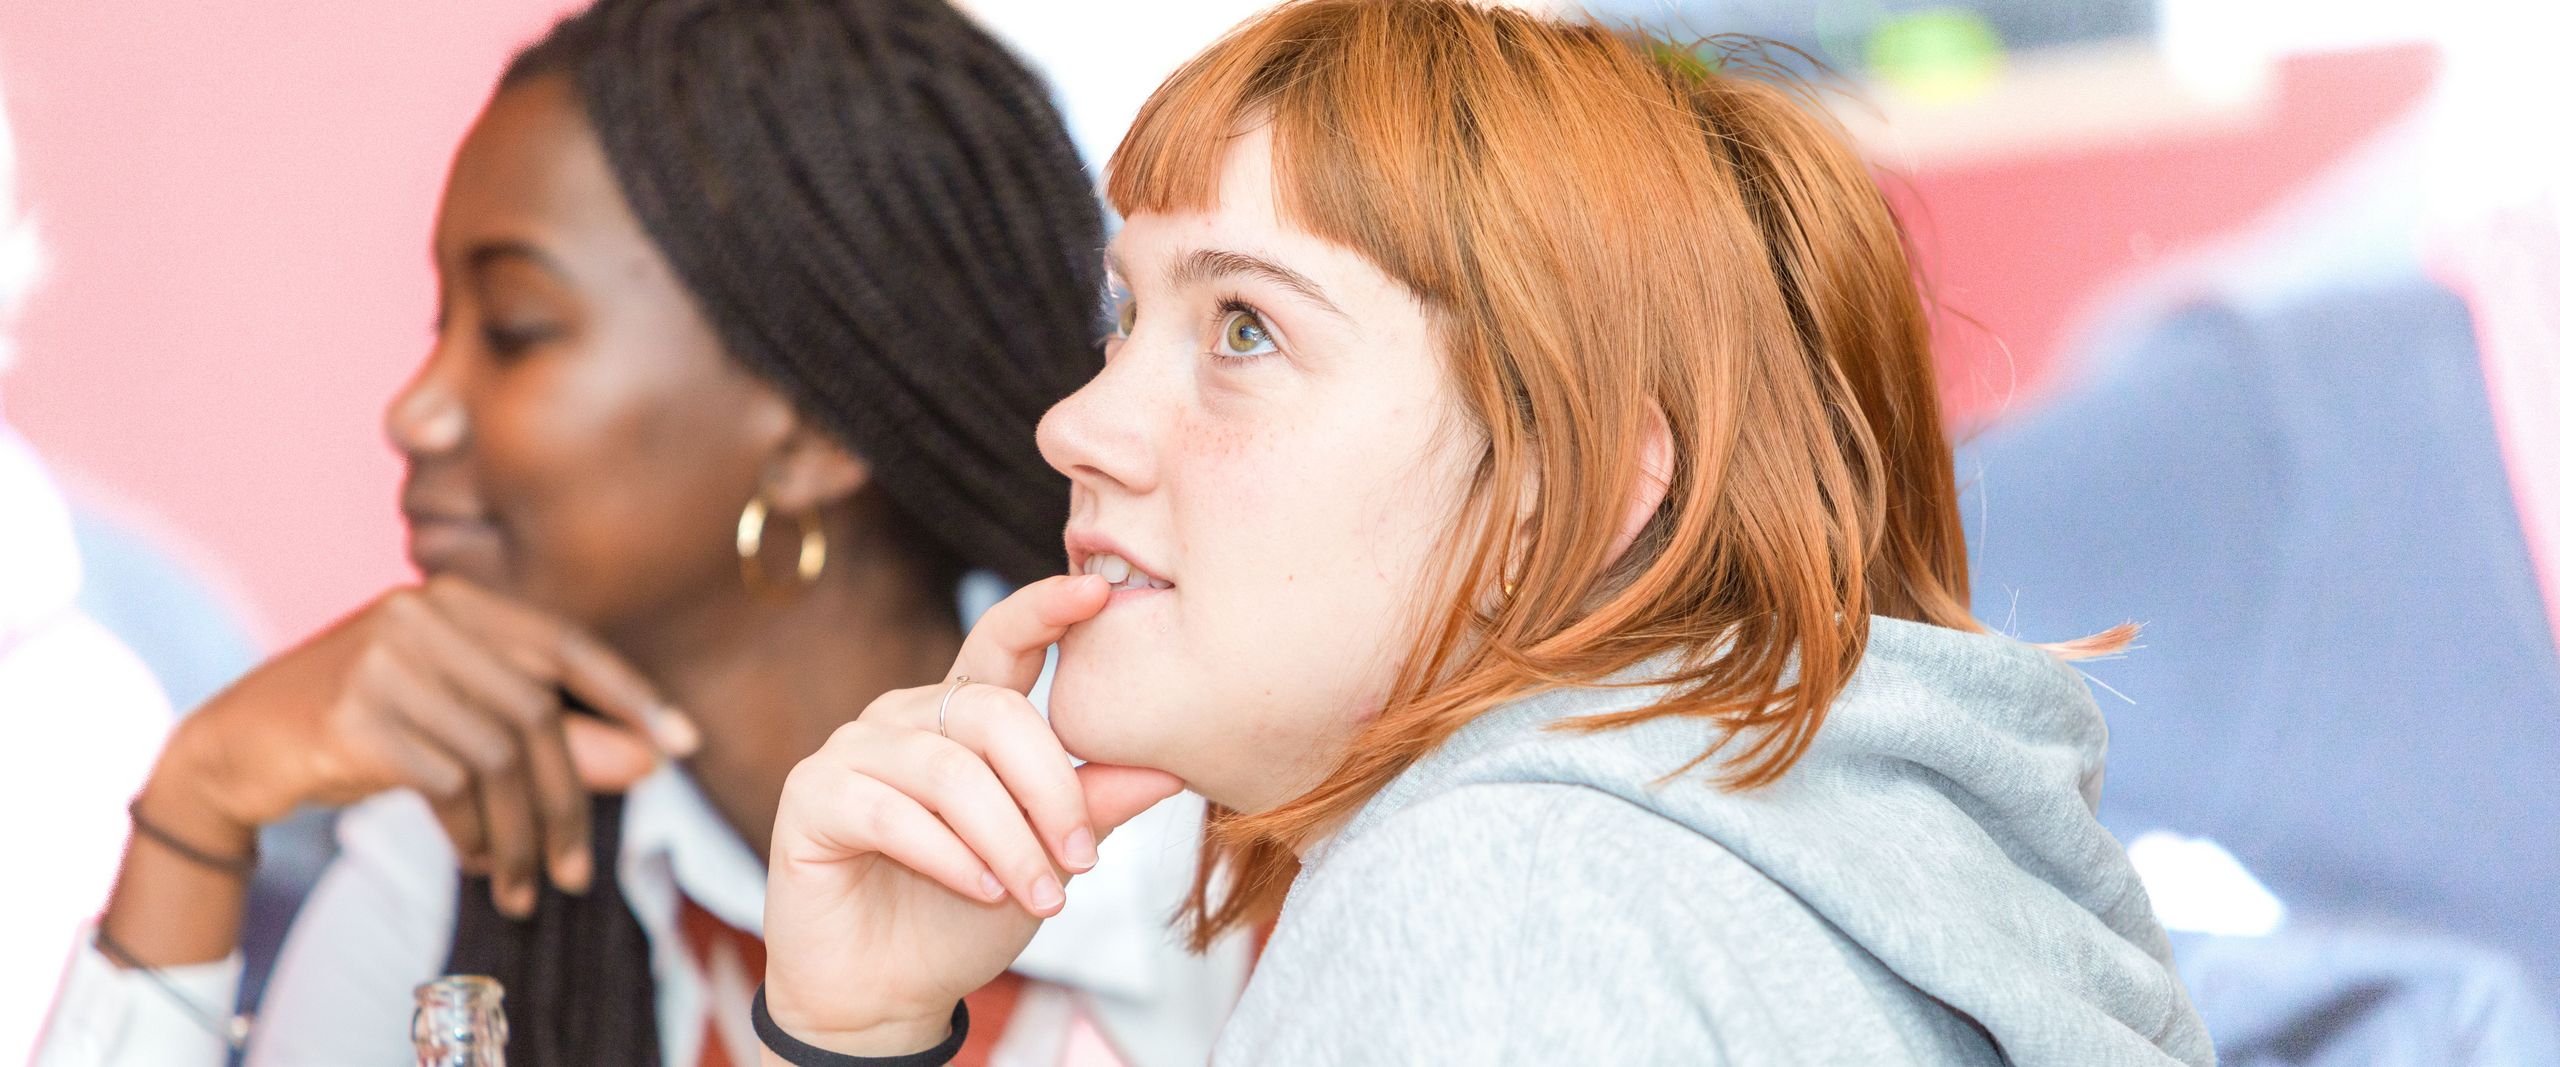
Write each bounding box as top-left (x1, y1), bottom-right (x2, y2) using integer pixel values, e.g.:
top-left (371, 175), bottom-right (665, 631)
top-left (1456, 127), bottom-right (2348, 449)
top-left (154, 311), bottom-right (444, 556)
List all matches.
top-left (619, 762), bottom-right (767, 936)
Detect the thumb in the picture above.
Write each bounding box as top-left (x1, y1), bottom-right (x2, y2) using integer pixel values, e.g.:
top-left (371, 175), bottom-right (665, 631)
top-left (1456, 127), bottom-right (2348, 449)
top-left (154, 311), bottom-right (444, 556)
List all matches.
top-left (566, 717), bottom-right (660, 793)
top-left (948, 574), bottom-right (1111, 694)
top-left (1075, 763), bottom-right (1185, 840)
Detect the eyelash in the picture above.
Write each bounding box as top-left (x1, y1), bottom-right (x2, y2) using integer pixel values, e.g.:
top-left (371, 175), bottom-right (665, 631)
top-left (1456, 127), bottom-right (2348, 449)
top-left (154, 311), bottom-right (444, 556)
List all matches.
top-left (481, 321), bottom-right (560, 360)
top-left (1100, 280), bottom-right (1134, 352)
top-left (429, 309), bottom-right (558, 362)
top-left (1100, 286), bottom-right (1285, 365)
top-left (1209, 296), bottom-right (1281, 364)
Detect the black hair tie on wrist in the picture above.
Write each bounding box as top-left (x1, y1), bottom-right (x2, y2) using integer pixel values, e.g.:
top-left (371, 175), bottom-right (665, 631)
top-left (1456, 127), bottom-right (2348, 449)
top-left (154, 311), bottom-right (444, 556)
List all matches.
top-left (127, 799), bottom-right (258, 878)
top-left (751, 985), bottom-right (968, 1067)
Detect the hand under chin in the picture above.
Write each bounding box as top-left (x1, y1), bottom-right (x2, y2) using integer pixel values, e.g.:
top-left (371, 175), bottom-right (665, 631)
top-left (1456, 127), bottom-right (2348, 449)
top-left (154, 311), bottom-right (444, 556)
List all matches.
top-left (565, 717), bottom-right (661, 792)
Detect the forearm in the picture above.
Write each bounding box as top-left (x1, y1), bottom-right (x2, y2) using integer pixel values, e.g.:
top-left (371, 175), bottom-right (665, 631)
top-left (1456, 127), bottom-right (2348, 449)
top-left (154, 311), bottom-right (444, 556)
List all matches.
top-left (96, 748), bottom-right (262, 967)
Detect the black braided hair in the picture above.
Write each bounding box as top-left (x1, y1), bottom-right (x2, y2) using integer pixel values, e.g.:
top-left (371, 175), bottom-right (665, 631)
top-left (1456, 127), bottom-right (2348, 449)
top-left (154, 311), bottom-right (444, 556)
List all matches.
top-left (509, 0), bottom-right (1102, 589)
top-left (442, 3), bottom-right (1104, 1064)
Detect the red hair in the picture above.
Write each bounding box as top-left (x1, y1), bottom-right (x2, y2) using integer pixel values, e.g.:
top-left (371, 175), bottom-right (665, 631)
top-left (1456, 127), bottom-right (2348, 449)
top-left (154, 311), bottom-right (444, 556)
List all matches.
top-left (1106, 0), bottom-right (2121, 947)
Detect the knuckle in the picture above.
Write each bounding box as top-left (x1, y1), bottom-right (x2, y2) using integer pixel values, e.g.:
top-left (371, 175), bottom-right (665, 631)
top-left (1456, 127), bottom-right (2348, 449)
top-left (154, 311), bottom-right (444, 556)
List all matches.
top-left (858, 797), bottom-right (906, 846)
top-left (782, 755), bottom-right (842, 809)
top-left (957, 686), bottom-right (1016, 729)
top-left (353, 643), bottom-right (402, 683)
top-left (545, 628), bottom-right (581, 670)
top-left (781, 755), bottom-right (823, 797)
top-left (327, 694), bottom-right (375, 736)
top-left (919, 743), bottom-right (983, 794)
top-left (378, 588), bottom-right (424, 619)
top-left (825, 719), bottom-right (872, 752)
top-left (417, 763), bottom-right (469, 800)
top-left (488, 687), bottom-right (548, 728)
top-left (856, 687), bottom-right (926, 727)
top-left (517, 685), bottom-right (561, 723)
top-left (544, 790), bottom-right (587, 826)
top-left (978, 714), bottom-right (1048, 766)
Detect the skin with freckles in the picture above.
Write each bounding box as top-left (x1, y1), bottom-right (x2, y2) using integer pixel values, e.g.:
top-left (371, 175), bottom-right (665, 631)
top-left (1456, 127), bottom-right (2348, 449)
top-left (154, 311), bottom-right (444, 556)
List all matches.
top-left (756, 2), bottom-right (1999, 1055)
top-left (748, 132), bottom-right (1490, 1055)
top-left (1040, 125), bottom-right (1480, 816)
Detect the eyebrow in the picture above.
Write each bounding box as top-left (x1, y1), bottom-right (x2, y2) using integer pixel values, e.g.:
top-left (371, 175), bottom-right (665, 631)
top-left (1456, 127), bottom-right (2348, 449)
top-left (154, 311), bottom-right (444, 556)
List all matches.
top-left (1161, 247), bottom-right (1349, 323)
top-left (458, 239), bottom-right (575, 284)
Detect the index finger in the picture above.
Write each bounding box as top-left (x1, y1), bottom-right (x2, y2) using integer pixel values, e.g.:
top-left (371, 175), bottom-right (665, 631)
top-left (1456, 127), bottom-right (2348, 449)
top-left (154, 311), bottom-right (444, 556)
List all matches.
top-left (948, 574), bottom-right (1108, 694)
top-left (422, 576), bottom-right (700, 755)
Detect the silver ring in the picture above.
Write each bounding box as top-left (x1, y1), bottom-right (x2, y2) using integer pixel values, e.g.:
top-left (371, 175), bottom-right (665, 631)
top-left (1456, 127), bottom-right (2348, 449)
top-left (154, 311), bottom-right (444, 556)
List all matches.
top-left (936, 675), bottom-right (974, 738)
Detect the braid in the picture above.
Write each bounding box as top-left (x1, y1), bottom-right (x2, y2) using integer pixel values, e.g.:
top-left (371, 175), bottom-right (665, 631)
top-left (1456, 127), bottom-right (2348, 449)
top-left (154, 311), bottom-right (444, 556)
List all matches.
top-left (447, 4), bottom-right (1104, 1064)
top-left (571, 0), bottom-right (1100, 587)
top-left (444, 796), bottom-right (658, 1067)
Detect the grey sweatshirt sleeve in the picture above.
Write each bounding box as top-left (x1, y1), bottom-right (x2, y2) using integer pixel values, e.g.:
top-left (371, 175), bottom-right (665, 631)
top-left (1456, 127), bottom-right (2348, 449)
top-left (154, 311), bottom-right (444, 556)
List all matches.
top-left (1215, 783), bottom-right (1987, 1066)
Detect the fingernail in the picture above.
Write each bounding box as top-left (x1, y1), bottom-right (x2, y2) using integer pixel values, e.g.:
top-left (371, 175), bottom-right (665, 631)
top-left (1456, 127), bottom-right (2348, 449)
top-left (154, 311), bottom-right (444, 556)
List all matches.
top-left (554, 848), bottom-right (592, 894)
top-left (978, 872), bottom-right (1007, 902)
top-left (1029, 874), bottom-right (1064, 913)
top-left (1063, 827), bottom-right (1097, 871)
top-left (502, 881), bottom-right (536, 919)
top-left (648, 703), bottom-right (701, 756)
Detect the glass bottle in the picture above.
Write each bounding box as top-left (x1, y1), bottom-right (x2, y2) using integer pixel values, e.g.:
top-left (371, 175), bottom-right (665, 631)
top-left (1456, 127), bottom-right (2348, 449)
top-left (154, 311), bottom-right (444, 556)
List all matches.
top-left (411, 974), bottom-right (509, 1067)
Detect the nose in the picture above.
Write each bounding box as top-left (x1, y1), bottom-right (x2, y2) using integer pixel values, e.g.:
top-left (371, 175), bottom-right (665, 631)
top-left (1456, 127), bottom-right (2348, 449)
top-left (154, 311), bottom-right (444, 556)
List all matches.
top-left (384, 339), bottom-right (468, 460)
top-left (1038, 348), bottom-right (1161, 498)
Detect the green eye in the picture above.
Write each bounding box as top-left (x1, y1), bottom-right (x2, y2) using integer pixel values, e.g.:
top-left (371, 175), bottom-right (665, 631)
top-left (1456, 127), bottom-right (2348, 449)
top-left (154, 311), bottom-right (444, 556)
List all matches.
top-left (1217, 307), bottom-right (1276, 358)
top-left (1102, 277), bottom-right (1135, 341)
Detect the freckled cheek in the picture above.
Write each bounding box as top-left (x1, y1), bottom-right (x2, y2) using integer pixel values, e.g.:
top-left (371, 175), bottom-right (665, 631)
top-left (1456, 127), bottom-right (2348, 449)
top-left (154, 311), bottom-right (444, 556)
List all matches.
top-left (1166, 416), bottom-right (1328, 580)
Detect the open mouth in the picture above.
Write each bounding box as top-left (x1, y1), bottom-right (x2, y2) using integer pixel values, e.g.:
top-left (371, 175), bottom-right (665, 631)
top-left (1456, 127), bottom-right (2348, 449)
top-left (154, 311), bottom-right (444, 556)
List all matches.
top-left (1080, 551), bottom-right (1172, 593)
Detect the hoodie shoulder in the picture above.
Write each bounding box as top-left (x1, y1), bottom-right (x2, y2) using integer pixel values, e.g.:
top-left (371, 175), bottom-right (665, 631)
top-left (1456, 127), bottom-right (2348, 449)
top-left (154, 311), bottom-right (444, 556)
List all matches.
top-left (1314, 620), bottom-right (2211, 1067)
top-left (1225, 781), bottom-right (1975, 1065)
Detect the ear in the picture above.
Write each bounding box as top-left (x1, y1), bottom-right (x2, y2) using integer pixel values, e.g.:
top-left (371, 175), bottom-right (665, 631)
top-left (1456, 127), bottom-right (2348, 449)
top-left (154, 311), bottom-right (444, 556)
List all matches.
top-left (758, 414), bottom-right (871, 515)
top-left (1605, 402), bottom-right (1675, 568)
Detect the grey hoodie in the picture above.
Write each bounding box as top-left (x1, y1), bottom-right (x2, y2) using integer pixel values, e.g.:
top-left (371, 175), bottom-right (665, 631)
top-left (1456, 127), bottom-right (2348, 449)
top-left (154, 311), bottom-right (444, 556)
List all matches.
top-left (1213, 616), bottom-right (2213, 1065)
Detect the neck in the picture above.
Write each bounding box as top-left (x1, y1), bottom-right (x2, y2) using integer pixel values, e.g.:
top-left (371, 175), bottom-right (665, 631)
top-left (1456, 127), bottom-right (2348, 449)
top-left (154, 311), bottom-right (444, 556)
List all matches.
top-left (606, 532), bottom-right (963, 860)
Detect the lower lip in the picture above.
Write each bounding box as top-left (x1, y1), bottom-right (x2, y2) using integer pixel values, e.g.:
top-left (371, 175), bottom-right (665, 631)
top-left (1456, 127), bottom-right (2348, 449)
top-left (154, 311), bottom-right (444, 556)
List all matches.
top-left (1103, 583), bottom-right (1172, 605)
top-left (405, 517), bottom-right (500, 573)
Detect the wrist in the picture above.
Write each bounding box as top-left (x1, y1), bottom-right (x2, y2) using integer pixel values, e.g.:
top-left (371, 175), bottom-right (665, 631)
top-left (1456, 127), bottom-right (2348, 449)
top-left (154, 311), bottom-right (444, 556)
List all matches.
top-left (139, 725), bottom-right (269, 856)
top-left (760, 985), bottom-right (954, 1058)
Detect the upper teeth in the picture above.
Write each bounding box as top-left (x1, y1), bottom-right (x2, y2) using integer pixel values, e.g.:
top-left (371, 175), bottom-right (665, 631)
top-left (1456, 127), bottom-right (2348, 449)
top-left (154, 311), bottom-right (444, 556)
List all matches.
top-left (1083, 552), bottom-right (1170, 591)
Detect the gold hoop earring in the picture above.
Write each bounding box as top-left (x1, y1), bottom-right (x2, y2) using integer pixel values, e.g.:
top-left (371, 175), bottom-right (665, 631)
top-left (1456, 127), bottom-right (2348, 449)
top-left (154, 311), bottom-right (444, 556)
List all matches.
top-left (795, 516), bottom-right (827, 584)
top-left (736, 495), bottom-right (771, 589)
top-left (736, 495), bottom-right (830, 589)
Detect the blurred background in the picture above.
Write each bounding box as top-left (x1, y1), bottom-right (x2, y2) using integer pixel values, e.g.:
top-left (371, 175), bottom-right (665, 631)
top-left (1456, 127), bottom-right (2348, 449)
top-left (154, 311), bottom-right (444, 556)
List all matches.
top-left (4, 0), bottom-right (2554, 1063)
top-left (0, 0), bottom-right (2446, 651)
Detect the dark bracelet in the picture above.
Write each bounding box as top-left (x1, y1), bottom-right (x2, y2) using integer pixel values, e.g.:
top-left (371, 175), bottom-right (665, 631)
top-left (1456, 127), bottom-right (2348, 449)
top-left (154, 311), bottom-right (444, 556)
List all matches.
top-left (127, 799), bottom-right (258, 878)
top-left (751, 985), bottom-right (968, 1067)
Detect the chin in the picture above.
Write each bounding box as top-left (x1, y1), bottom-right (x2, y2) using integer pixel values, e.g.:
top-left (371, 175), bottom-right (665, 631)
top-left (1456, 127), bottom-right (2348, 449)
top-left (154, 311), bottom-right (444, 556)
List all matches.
top-left (1047, 637), bottom-right (1172, 768)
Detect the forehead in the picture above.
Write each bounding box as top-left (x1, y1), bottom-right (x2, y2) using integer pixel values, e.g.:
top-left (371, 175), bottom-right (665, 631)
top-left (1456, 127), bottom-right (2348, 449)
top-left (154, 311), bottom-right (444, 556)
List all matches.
top-left (1109, 127), bottom-right (1278, 266)
top-left (435, 75), bottom-right (644, 258)
top-left (1108, 126), bottom-right (1385, 300)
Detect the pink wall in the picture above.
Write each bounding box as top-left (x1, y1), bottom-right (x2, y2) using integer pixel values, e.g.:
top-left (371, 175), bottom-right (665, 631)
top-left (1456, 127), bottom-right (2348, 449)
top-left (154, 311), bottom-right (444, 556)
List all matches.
top-left (0, 4), bottom-right (2434, 653)
top-left (0, 2), bottom-right (579, 643)
top-left (1912, 44), bottom-right (2440, 427)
